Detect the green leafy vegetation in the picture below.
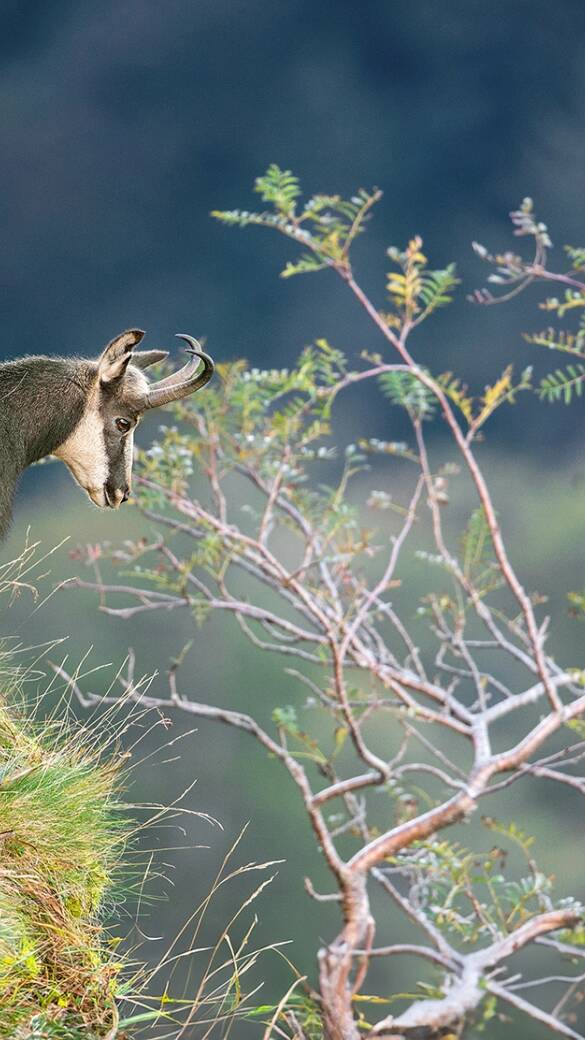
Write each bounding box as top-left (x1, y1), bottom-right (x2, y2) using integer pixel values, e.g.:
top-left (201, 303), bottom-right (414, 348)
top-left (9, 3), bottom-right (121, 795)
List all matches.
top-left (213, 164), bottom-right (382, 279)
top-left (472, 195), bottom-right (585, 405)
top-left (378, 369), bottom-right (437, 420)
top-left (538, 363), bottom-right (585, 403)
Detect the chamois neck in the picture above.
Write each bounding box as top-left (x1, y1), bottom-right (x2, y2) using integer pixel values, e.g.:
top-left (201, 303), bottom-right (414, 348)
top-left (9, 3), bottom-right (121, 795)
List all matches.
top-left (0, 356), bottom-right (94, 470)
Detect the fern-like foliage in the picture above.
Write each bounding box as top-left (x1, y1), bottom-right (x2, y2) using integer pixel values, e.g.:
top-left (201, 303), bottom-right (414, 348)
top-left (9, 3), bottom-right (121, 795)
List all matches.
top-left (378, 362), bottom-right (523, 430)
top-left (396, 825), bottom-right (577, 946)
top-left (459, 507), bottom-right (501, 596)
top-left (386, 237), bottom-right (458, 326)
top-left (461, 507), bottom-right (491, 578)
top-left (470, 198), bottom-right (551, 306)
top-left (254, 164), bottom-right (302, 215)
top-left (419, 265), bottom-right (459, 312)
top-left (437, 372), bottom-right (474, 423)
top-left (378, 370), bottom-right (437, 420)
top-left (565, 244), bottom-right (585, 271)
top-left (281, 253), bottom-right (329, 278)
top-left (474, 364), bottom-right (532, 429)
top-left (538, 364), bottom-right (585, 403)
top-left (213, 168), bottom-right (462, 349)
top-left (437, 366), bottom-right (532, 430)
top-left (471, 205), bottom-right (585, 414)
top-left (523, 268), bottom-right (585, 402)
top-left (539, 289), bottom-right (585, 319)
top-left (212, 166), bottom-right (383, 277)
top-left (138, 338), bottom-right (350, 519)
top-left (524, 325), bottom-right (585, 357)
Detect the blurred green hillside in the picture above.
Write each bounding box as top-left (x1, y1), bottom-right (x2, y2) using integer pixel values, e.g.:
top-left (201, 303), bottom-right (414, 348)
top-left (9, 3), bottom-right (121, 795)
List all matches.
top-left (2, 430), bottom-right (584, 1036)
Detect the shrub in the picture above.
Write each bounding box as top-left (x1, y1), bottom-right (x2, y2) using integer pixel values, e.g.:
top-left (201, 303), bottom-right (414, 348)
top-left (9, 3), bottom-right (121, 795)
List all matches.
top-left (75, 170), bottom-right (585, 1039)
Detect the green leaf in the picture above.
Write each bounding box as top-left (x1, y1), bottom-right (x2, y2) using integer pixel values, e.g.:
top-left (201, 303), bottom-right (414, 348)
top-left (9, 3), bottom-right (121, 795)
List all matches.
top-left (419, 264), bottom-right (460, 314)
top-left (272, 705), bottom-right (300, 734)
top-left (538, 364), bottom-right (585, 403)
top-left (281, 253), bottom-right (328, 278)
top-left (378, 370), bottom-right (437, 420)
top-left (565, 244), bottom-right (585, 271)
top-left (523, 326), bottom-right (585, 357)
top-left (254, 164), bottom-right (302, 215)
top-left (460, 507), bottom-right (493, 580)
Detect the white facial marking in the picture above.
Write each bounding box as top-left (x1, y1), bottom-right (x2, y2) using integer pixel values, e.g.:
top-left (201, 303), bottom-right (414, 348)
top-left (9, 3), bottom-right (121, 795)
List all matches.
top-left (53, 390), bottom-right (108, 507)
top-left (125, 429), bottom-right (135, 489)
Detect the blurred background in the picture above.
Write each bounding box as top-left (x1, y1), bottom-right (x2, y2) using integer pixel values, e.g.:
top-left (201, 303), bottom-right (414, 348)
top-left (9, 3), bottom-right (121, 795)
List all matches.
top-left (2, 2), bottom-right (585, 1035)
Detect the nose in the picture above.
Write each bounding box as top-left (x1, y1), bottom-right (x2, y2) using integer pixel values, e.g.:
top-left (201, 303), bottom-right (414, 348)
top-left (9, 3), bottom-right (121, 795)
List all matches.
top-left (104, 483), bottom-right (130, 509)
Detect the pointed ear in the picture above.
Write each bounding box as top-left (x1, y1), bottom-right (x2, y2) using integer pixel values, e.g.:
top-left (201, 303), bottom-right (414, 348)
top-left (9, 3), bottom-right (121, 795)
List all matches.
top-left (98, 329), bottom-right (145, 384)
top-left (131, 349), bottom-right (169, 371)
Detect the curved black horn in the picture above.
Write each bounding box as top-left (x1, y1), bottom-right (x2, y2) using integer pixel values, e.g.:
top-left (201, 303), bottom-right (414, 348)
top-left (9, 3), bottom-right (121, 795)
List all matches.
top-left (146, 335), bottom-right (201, 391)
top-left (145, 335), bottom-right (214, 409)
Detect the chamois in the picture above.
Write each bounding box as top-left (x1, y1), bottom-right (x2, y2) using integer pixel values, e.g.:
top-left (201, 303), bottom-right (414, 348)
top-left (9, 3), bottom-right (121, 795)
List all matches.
top-left (0, 329), bottom-right (213, 542)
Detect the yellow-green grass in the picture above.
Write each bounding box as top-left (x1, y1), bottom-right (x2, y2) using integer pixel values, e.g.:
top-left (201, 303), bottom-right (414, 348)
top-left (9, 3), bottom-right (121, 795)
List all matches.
top-left (0, 679), bottom-right (129, 1039)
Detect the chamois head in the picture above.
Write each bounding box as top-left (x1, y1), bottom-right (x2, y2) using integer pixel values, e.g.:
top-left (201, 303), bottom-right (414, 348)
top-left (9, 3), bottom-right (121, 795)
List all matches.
top-left (54, 329), bottom-right (213, 510)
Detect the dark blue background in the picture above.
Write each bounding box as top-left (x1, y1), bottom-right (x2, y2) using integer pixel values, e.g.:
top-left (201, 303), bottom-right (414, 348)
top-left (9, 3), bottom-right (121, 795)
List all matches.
top-left (2, 1), bottom-right (584, 453)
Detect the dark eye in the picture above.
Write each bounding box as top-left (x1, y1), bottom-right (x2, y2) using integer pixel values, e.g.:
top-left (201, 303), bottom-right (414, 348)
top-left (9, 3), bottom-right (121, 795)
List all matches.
top-left (115, 417), bottom-right (132, 433)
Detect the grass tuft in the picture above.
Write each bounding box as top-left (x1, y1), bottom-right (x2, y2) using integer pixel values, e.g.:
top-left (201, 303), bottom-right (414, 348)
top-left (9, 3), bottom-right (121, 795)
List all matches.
top-left (0, 676), bottom-right (129, 1039)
